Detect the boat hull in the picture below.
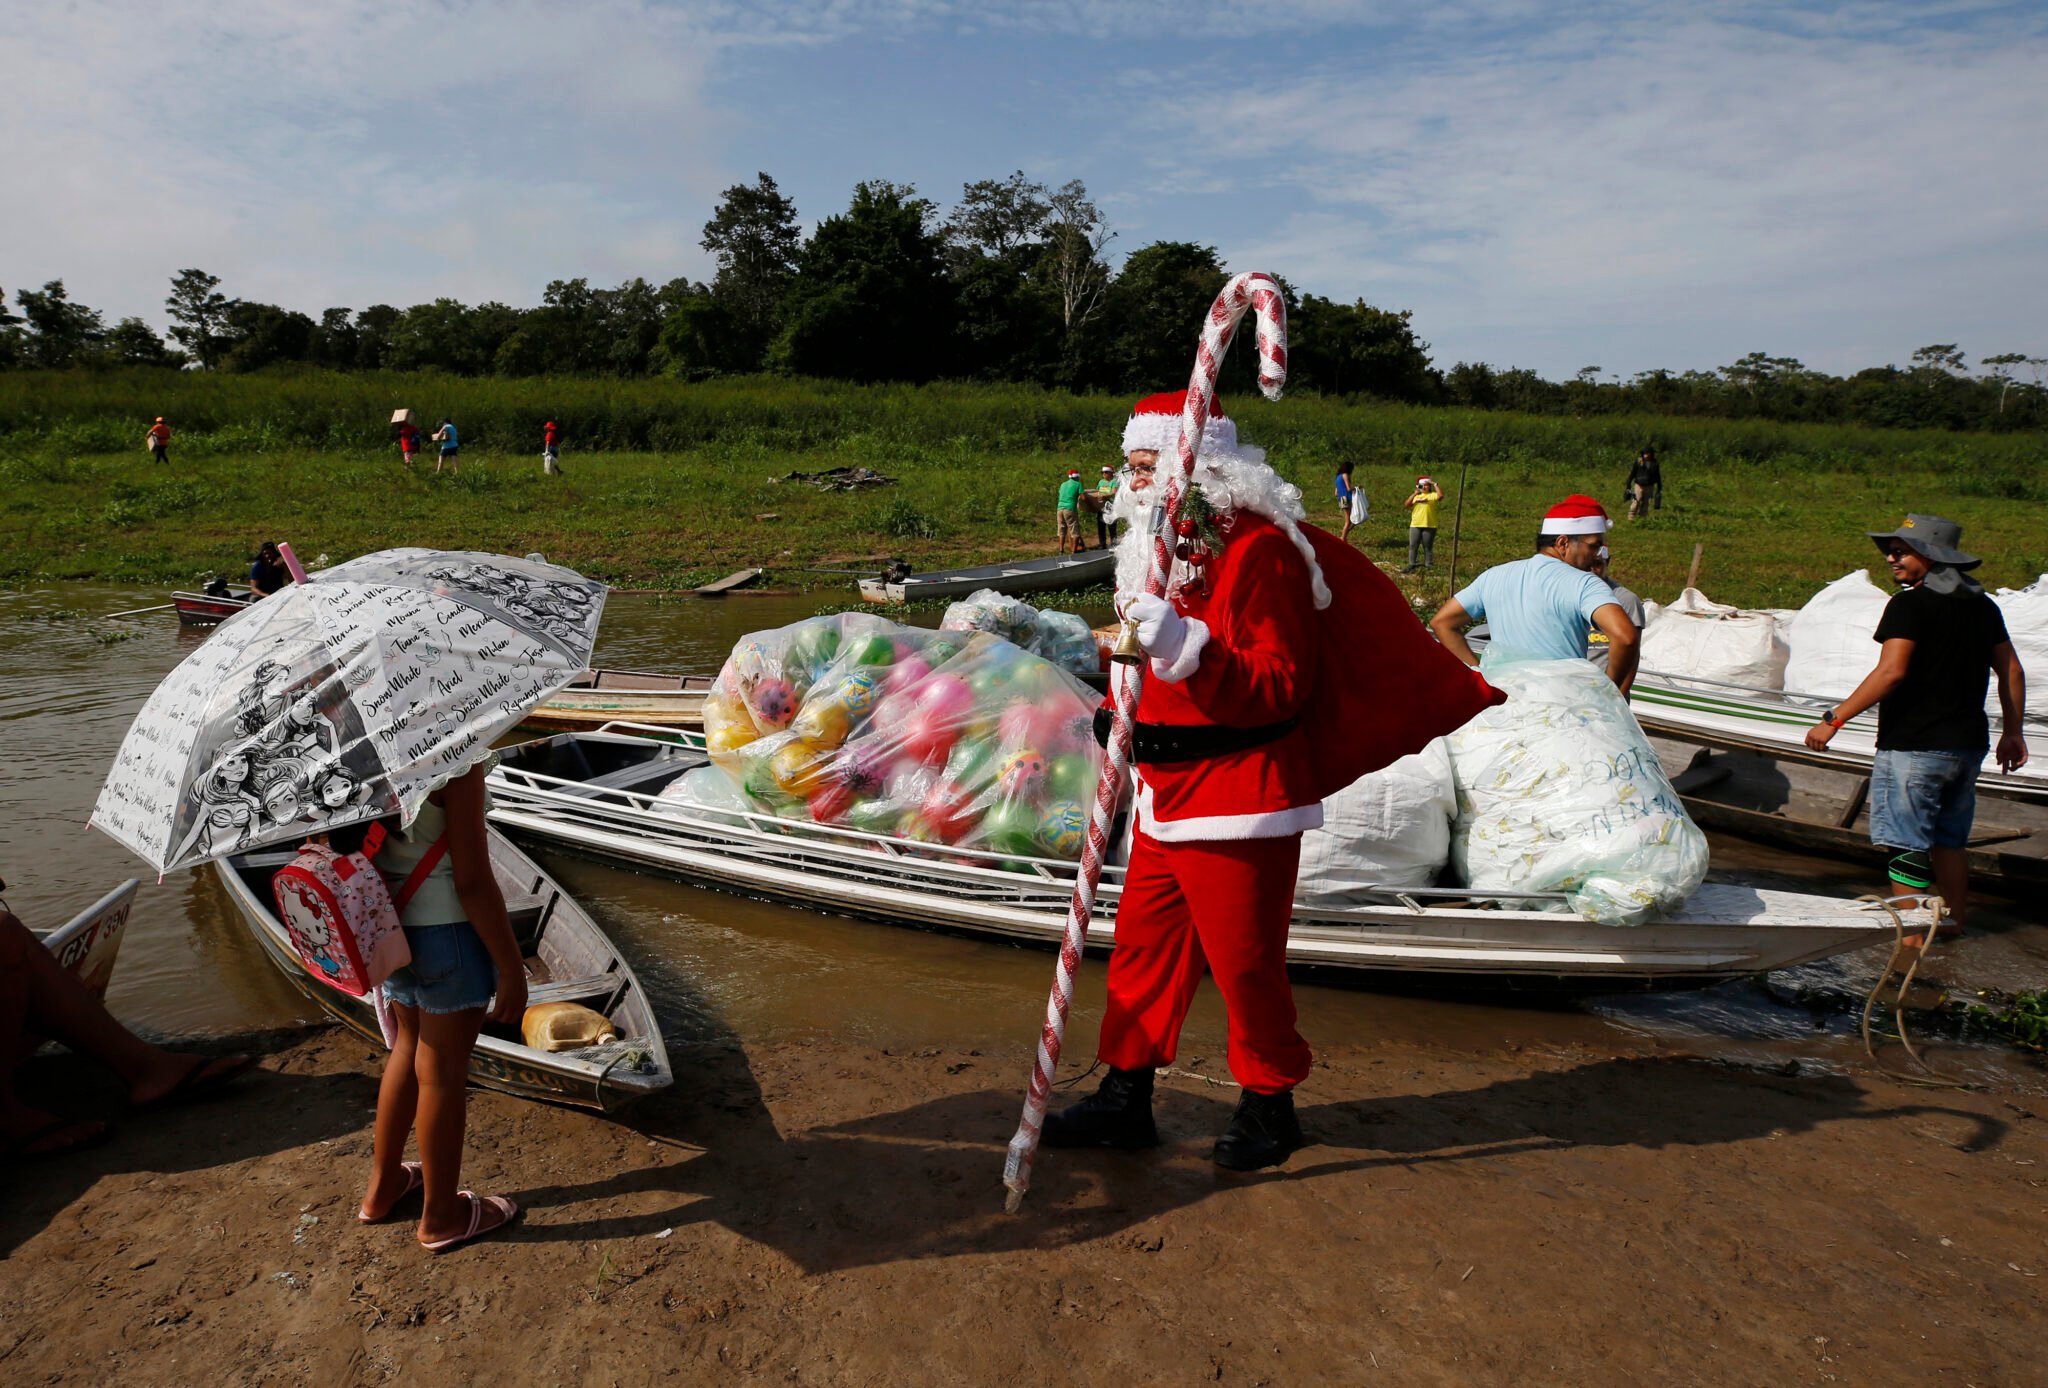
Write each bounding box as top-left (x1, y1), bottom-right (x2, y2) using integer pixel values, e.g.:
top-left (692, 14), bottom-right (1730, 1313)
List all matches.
top-left (37, 881), bottom-right (138, 1000)
top-left (214, 831), bottom-right (671, 1110)
top-left (173, 591), bottom-right (252, 626)
top-left (860, 551), bottom-right (1115, 605)
top-left (487, 732), bottom-right (1897, 992)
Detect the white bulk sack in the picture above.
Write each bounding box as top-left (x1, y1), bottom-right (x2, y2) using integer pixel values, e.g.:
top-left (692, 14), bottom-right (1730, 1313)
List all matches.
top-left (1991, 576), bottom-right (2048, 719)
top-left (1640, 587), bottom-right (1790, 689)
top-left (1783, 570), bottom-right (1890, 699)
top-left (1296, 739), bottom-right (1456, 900)
top-left (1447, 658), bottom-right (1709, 925)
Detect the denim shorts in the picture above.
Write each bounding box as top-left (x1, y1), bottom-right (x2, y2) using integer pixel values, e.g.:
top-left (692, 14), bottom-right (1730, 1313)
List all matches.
top-left (381, 921), bottom-right (499, 1015)
top-left (1869, 748), bottom-right (1981, 852)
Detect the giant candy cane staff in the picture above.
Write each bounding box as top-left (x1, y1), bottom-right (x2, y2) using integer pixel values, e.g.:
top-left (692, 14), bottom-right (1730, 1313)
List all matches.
top-left (1002, 272), bottom-right (1288, 1212)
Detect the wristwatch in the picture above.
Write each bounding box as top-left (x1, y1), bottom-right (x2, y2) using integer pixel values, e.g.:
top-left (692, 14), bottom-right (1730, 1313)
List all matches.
top-left (1823, 709), bottom-right (1847, 728)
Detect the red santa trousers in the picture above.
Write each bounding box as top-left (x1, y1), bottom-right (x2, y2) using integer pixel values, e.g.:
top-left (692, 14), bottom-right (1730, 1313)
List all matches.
top-left (1098, 830), bottom-right (1311, 1094)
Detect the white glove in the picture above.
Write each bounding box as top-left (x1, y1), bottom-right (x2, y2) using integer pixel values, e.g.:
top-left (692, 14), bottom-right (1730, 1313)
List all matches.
top-left (1127, 592), bottom-right (1189, 666)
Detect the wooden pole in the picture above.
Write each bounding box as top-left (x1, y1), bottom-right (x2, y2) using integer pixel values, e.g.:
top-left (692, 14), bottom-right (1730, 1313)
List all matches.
top-left (1445, 456), bottom-right (1472, 600)
top-left (104, 602), bottom-right (177, 619)
top-left (1685, 542), bottom-right (1703, 594)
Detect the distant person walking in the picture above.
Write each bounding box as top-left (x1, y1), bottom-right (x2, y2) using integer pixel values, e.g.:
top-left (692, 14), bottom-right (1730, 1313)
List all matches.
top-left (395, 420), bottom-right (421, 471)
top-left (432, 419), bottom-right (460, 476)
top-left (145, 417), bottom-right (172, 466)
top-left (1625, 447), bottom-right (1662, 519)
top-left (1334, 460), bottom-right (1367, 543)
top-left (1804, 514), bottom-right (2028, 941)
top-left (1403, 475), bottom-right (1443, 571)
top-left (1056, 469), bottom-right (1084, 555)
top-left (541, 420), bottom-right (562, 476)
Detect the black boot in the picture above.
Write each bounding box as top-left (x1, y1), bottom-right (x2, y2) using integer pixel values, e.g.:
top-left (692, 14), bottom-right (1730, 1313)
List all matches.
top-left (1212, 1087), bottom-right (1303, 1171)
top-left (1041, 1067), bottom-right (1160, 1150)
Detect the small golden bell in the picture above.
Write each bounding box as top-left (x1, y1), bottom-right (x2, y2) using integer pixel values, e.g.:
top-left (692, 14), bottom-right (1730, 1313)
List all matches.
top-left (1110, 614), bottom-right (1146, 666)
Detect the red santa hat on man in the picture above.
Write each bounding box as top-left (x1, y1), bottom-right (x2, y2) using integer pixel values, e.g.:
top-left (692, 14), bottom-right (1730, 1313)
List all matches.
top-left (1541, 494), bottom-right (1612, 536)
top-left (1113, 390), bottom-right (1330, 610)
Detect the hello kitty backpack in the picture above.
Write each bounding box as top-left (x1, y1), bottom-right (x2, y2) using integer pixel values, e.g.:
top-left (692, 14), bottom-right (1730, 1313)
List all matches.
top-left (271, 824), bottom-right (445, 997)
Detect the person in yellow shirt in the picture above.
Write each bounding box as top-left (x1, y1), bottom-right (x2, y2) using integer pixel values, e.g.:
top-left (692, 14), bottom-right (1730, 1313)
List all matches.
top-left (1403, 475), bottom-right (1443, 571)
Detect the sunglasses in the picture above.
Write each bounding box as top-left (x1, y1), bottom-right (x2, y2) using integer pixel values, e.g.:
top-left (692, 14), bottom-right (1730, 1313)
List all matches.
top-left (1882, 545), bottom-right (1914, 561)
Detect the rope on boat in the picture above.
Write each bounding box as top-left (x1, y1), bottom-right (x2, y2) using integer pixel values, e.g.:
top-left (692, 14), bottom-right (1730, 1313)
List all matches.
top-left (593, 1046), bottom-right (650, 1113)
top-left (1856, 893), bottom-right (1976, 1091)
top-left (1001, 272), bottom-right (1288, 1214)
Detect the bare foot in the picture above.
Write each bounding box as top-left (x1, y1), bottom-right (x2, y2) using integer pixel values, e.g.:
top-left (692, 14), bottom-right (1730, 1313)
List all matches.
top-left (128, 1053), bottom-right (255, 1108)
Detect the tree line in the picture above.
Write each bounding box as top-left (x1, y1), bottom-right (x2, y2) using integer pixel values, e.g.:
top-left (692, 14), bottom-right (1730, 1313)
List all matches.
top-left (3, 170), bottom-right (2040, 433)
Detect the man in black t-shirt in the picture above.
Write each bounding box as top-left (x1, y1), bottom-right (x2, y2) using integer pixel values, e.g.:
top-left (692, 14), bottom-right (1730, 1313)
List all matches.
top-left (1804, 514), bottom-right (2028, 937)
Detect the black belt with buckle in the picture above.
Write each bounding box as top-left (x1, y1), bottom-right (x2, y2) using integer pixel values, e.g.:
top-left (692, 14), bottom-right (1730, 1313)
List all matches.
top-left (1092, 707), bottom-right (1300, 764)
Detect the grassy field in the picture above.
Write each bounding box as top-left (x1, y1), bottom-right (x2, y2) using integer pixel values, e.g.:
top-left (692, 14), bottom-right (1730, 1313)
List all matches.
top-left (5, 372), bottom-right (2045, 609)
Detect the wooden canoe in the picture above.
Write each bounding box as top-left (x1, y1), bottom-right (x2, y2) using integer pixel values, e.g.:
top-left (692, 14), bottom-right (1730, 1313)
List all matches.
top-left (172, 589), bottom-right (253, 626)
top-left (523, 668), bottom-right (716, 732)
top-left (858, 550), bottom-right (1115, 605)
top-left (214, 829), bottom-right (672, 1109)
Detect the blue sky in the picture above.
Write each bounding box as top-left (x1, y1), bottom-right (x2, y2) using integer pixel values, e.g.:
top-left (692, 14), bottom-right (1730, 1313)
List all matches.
top-left (5, 1), bottom-right (2044, 380)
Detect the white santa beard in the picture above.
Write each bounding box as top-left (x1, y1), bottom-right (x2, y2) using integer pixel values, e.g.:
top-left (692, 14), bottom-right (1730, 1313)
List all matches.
top-left (1106, 444), bottom-right (1328, 607)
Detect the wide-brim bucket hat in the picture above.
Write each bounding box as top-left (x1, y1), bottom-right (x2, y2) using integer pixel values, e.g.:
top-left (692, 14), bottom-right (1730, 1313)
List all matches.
top-left (1867, 513), bottom-right (1980, 568)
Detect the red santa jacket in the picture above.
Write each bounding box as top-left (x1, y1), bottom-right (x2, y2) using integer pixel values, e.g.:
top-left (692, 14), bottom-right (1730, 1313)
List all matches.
top-left (1120, 513), bottom-right (1325, 841)
top-left (1113, 511), bottom-right (1505, 844)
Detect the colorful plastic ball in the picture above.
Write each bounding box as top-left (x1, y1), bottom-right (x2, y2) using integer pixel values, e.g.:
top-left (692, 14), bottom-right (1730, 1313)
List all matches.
top-left (791, 623), bottom-right (843, 676)
top-left (882, 654), bottom-right (932, 697)
top-left (706, 722), bottom-right (758, 757)
top-left (997, 749), bottom-right (1048, 801)
top-left (770, 739), bottom-right (833, 797)
top-left (848, 634), bottom-right (895, 667)
top-left (807, 779), bottom-right (858, 824)
top-left (914, 673), bottom-right (974, 724)
top-left (920, 781), bottom-right (978, 843)
top-left (740, 758), bottom-right (786, 805)
top-left (1038, 800), bottom-right (1087, 857)
top-left (844, 799), bottom-right (905, 838)
top-left (943, 740), bottom-right (997, 791)
top-left (791, 699), bottom-right (852, 749)
top-left (836, 741), bottom-right (895, 796)
top-left (982, 801), bottom-right (1040, 858)
top-left (749, 677), bottom-right (798, 730)
top-left (1045, 752), bottom-right (1096, 802)
top-left (832, 669), bottom-right (881, 716)
top-left (901, 712), bottom-right (960, 766)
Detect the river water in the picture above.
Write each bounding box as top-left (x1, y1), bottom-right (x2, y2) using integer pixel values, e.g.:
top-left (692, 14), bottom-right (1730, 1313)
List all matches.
top-left (5, 584), bottom-right (2043, 1094)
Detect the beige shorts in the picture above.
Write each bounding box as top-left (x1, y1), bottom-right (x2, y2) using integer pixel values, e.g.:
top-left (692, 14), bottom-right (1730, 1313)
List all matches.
top-left (1057, 510), bottom-right (1081, 544)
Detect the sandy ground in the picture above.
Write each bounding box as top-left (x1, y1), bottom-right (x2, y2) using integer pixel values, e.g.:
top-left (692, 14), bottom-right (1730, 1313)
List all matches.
top-left (3, 1025), bottom-right (2045, 1387)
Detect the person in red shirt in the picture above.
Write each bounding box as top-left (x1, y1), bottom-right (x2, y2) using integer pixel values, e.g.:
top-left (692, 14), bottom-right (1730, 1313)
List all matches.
top-left (1042, 391), bottom-right (1499, 1171)
top-left (395, 420), bottom-right (421, 470)
top-left (146, 417), bottom-right (171, 465)
top-left (542, 420), bottom-right (562, 476)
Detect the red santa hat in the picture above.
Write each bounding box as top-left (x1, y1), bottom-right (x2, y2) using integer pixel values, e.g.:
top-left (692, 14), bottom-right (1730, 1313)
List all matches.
top-left (1066, 469), bottom-right (1080, 478)
top-left (1120, 390), bottom-right (1238, 457)
top-left (1542, 494), bottom-right (1611, 536)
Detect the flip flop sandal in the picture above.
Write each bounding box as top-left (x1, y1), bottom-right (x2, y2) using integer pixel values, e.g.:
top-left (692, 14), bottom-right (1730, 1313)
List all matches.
top-left (358, 1161), bottom-right (426, 1223)
top-left (419, 1192), bottom-right (520, 1254)
top-left (7, 1117), bottom-right (110, 1162)
top-left (137, 1053), bottom-right (258, 1111)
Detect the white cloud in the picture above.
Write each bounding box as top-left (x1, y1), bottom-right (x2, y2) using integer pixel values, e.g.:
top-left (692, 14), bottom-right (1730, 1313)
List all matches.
top-left (1, 1), bottom-right (733, 323)
top-left (1134, 11), bottom-right (2048, 373)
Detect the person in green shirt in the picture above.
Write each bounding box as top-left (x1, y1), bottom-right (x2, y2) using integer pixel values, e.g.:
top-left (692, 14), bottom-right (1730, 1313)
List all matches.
top-left (1404, 475), bottom-right (1444, 571)
top-left (1056, 469), bottom-right (1084, 554)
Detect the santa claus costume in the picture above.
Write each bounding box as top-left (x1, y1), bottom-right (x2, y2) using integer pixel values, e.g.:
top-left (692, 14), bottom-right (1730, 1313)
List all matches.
top-left (1044, 392), bottom-right (1501, 1169)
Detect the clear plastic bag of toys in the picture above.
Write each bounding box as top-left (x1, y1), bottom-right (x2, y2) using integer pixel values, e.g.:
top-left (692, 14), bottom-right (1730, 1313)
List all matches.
top-left (940, 589), bottom-right (1106, 677)
top-left (698, 613), bottom-right (1105, 863)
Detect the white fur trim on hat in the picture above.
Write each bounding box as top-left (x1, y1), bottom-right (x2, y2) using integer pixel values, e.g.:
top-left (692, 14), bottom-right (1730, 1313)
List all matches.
top-left (1121, 411), bottom-right (1238, 458)
top-left (1546, 515), bottom-right (1610, 536)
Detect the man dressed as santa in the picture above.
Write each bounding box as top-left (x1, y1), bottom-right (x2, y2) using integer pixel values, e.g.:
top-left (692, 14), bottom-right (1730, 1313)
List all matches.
top-left (1043, 391), bottom-right (1499, 1170)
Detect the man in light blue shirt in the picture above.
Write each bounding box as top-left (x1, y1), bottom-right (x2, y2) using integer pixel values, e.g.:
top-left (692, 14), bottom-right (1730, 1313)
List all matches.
top-left (1428, 493), bottom-right (1640, 693)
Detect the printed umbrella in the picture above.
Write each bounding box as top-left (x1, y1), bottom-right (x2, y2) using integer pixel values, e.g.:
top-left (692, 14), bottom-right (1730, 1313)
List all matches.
top-left (92, 548), bottom-right (607, 875)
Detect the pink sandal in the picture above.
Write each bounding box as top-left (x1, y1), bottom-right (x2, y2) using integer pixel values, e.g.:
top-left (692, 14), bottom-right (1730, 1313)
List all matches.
top-left (419, 1192), bottom-right (520, 1253)
top-left (357, 1161), bottom-right (425, 1223)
